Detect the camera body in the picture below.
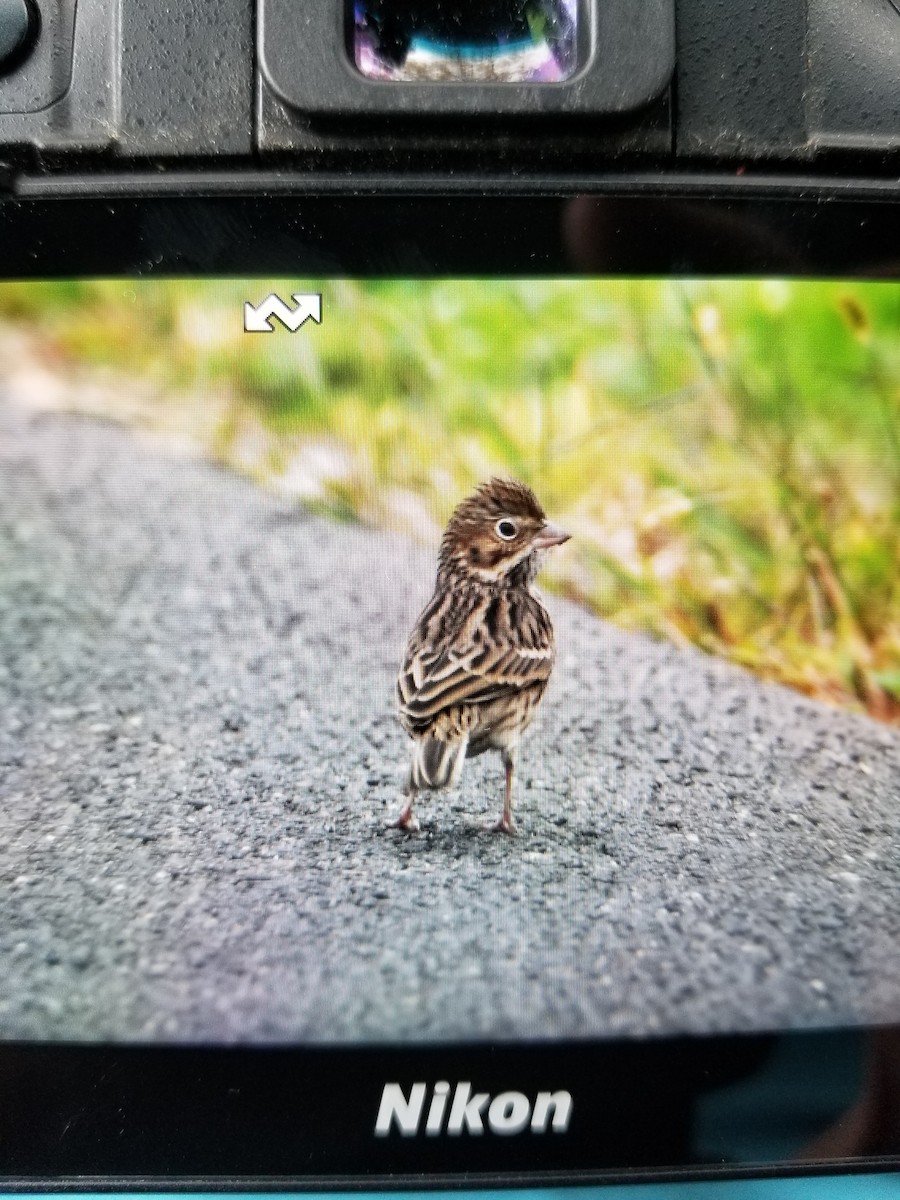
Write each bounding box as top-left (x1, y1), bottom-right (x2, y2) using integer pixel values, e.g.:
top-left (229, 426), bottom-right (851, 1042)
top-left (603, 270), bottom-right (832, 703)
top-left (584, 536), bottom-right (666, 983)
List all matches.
top-left (0, 0), bottom-right (898, 188)
top-left (1, 2), bottom-right (899, 1195)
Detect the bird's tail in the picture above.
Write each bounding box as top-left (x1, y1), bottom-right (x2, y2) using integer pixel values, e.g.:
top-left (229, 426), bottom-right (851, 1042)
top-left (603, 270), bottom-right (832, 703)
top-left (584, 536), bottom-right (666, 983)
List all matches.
top-left (410, 736), bottom-right (468, 791)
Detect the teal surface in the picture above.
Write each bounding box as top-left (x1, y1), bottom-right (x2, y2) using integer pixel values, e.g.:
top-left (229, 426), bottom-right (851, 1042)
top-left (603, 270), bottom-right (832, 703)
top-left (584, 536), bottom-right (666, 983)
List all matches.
top-left (10, 1181), bottom-right (900, 1200)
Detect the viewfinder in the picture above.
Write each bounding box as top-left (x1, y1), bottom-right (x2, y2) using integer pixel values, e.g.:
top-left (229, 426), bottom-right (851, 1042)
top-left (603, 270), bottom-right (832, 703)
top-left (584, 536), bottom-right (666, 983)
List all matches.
top-left (350, 0), bottom-right (580, 83)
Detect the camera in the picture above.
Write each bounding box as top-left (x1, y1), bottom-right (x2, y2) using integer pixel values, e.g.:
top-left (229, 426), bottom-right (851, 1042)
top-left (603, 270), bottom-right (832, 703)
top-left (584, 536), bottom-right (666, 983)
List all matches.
top-left (0, 3), bottom-right (899, 1199)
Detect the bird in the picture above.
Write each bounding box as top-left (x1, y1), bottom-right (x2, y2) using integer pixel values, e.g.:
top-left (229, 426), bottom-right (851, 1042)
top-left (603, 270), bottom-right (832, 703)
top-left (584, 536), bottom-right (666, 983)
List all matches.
top-left (391, 478), bottom-right (570, 834)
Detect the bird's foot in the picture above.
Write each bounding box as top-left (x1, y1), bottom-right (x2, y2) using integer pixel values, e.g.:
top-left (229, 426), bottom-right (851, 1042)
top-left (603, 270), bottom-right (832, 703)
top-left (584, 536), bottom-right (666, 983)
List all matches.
top-left (385, 808), bottom-right (420, 833)
top-left (484, 814), bottom-right (517, 836)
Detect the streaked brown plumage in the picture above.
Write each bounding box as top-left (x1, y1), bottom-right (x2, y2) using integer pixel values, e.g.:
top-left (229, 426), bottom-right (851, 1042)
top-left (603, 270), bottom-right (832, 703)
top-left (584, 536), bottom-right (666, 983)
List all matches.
top-left (391, 478), bottom-right (570, 834)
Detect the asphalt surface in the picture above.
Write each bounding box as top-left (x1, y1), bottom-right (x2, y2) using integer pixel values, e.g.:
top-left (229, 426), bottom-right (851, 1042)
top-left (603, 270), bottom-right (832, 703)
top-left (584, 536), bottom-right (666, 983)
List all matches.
top-left (1, 408), bottom-right (899, 1045)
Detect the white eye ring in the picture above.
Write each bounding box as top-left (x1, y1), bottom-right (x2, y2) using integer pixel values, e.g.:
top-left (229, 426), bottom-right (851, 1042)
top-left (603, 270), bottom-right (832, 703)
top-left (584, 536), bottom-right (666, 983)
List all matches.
top-left (495, 518), bottom-right (518, 541)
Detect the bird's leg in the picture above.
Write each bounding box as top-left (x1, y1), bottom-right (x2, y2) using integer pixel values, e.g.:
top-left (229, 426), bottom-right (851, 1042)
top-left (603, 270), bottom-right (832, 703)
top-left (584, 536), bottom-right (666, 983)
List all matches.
top-left (386, 774), bottom-right (420, 832)
top-left (489, 748), bottom-right (518, 835)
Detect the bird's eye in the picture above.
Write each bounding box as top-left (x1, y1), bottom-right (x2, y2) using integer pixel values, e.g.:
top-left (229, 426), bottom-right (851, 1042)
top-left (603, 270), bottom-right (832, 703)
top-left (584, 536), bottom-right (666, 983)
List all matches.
top-left (495, 518), bottom-right (518, 540)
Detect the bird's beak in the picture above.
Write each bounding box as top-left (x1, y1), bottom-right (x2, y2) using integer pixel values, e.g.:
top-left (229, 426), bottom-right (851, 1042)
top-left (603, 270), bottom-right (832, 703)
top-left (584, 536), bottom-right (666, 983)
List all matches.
top-left (533, 522), bottom-right (571, 550)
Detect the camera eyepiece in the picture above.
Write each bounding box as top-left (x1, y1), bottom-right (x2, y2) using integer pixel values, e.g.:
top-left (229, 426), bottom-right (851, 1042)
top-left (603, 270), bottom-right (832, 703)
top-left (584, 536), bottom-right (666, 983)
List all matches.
top-left (0, 0), bottom-right (39, 75)
top-left (351, 0), bottom-right (579, 82)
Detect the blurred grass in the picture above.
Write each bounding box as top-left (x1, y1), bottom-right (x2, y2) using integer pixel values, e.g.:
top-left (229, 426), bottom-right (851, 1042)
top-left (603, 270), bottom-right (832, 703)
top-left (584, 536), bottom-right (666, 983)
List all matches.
top-left (1, 277), bottom-right (898, 721)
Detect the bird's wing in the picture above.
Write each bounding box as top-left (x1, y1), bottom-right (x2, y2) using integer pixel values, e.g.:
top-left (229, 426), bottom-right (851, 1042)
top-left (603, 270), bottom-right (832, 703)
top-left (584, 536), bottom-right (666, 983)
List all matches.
top-left (397, 589), bottom-right (554, 724)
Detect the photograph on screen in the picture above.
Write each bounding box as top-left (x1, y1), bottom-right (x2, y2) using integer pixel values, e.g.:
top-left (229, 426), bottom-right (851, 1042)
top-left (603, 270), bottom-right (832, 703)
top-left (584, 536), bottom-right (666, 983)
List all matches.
top-left (0, 278), bottom-right (897, 1044)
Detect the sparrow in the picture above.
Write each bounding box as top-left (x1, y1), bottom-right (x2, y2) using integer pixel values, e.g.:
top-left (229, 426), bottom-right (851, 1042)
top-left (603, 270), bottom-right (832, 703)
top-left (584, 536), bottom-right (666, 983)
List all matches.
top-left (391, 478), bottom-right (570, 834)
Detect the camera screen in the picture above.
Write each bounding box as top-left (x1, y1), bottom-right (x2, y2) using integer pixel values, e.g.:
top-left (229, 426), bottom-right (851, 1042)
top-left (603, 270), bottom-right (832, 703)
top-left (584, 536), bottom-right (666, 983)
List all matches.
top-left (0, 278), bottom-right (898, 1047)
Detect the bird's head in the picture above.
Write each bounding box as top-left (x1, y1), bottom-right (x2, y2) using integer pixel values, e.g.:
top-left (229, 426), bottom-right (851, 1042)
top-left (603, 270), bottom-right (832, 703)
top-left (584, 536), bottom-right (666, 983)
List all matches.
top-left (438, 477), bottom-right (570, 586)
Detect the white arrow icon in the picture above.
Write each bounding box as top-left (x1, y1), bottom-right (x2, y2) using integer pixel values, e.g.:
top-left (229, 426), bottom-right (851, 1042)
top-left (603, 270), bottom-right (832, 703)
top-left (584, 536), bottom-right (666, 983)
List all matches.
top-left (243, 292), bottom-right (323, 333)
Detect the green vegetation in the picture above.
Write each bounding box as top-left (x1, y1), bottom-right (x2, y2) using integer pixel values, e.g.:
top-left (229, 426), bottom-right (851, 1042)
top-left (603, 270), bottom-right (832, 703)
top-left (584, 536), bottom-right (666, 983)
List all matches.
top-left (2, 278), bottom-right (898, 720)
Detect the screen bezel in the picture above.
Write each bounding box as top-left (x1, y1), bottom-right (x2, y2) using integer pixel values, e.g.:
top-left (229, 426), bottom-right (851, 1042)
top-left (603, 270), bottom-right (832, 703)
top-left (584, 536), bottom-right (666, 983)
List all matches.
top-left (0, 188), bottom-right (898, 1187)
top-left (1, 188), bottom-right (899, 279)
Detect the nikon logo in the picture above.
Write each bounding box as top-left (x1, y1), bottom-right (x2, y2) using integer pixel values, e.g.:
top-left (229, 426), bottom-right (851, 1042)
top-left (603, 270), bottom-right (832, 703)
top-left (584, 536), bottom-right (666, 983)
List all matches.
top-left (375, 1081), bottom-right (572, 1137)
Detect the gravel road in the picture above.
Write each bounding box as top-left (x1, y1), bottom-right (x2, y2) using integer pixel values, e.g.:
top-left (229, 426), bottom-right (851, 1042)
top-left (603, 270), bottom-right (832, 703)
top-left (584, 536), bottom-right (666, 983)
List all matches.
top-left (1, 407), bottom-right (898, 1044)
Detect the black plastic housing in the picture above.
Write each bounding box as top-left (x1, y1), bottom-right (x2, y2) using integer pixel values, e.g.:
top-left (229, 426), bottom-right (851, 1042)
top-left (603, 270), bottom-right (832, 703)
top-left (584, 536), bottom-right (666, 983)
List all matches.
top-left (259, 0), bottom-right (675, 118)
top-left (0, 0), bottom-right (897, 183)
